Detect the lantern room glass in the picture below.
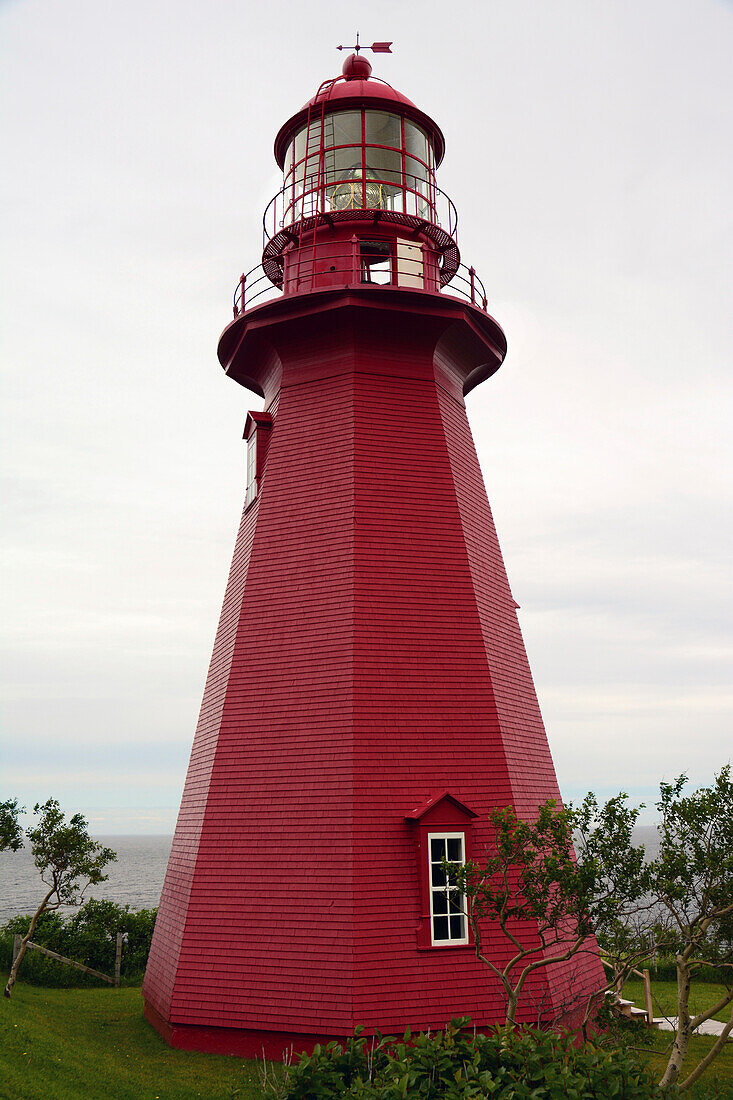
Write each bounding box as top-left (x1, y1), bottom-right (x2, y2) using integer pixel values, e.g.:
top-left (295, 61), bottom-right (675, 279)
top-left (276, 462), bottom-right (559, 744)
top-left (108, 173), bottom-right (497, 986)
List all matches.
top-left (283, 108), bottom-right (436, 224)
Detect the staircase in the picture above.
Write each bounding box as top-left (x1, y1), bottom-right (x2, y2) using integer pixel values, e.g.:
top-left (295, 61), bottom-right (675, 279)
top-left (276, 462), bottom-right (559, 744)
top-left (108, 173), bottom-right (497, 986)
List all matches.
top-left (607, 990), bottom-right (660, 1029)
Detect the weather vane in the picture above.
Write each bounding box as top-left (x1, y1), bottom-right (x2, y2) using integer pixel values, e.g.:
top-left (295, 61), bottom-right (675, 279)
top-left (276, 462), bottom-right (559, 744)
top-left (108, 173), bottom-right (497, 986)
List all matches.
top-left (336, 33), bottom-right (392, 55)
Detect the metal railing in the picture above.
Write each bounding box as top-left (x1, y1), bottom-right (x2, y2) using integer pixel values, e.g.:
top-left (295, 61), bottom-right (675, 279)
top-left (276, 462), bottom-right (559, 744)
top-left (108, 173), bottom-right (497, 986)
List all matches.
top-left (262, 174), bottom-right (459, 247)
top-left (232, 247), bottom-right (488, 318)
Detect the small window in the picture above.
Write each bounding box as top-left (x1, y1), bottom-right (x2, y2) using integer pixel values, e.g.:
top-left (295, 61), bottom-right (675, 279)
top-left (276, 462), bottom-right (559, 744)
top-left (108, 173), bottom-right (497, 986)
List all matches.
top-left (360, 240), bottom-right (392, 285)
top-left (245, 432), bottom-right (257, 507)
top-left (428, 832), bottom-right (468, 945)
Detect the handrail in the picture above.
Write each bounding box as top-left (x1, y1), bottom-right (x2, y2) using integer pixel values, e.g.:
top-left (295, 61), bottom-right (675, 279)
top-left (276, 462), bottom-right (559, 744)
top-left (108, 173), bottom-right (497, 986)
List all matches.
top-left (262, 176), bottom-right (458, 248)
top-left (233, 254), bottom-right (488, 319)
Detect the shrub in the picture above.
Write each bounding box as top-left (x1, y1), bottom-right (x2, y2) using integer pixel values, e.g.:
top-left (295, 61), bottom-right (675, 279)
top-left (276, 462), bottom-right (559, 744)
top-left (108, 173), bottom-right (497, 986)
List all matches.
top-left (0, 900), bottom-right (157, 986)
top-left (266, 1017), bottom-right (663, 1099)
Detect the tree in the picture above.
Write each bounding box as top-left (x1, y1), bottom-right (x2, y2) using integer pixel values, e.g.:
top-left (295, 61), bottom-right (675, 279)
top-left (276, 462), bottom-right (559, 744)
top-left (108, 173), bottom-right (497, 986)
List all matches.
top-left (4, 799), bottom-right (116, 998)
top-left (450, 769), bottom-right (733, 1092)
top-left (648, 767), bottom-right (733, 1091)
top-left (448, 796), bottom-right (647, 1032)
top-left (572, 792), bottom-right (659, 993)
top-left (0, 798), bottom-right (24, 852)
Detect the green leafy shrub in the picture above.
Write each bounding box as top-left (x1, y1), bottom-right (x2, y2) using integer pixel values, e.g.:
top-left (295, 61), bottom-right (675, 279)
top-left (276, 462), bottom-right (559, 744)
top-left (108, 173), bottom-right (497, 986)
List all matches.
top-left (0, 899), bottom-right (157, 986)
top-left (266, 1017), bottom-right (663, 1099)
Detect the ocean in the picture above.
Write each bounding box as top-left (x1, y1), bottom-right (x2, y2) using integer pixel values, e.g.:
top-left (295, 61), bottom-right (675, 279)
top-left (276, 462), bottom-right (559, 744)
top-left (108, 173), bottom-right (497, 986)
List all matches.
top-left (0, 835), bottom-right (172, 922)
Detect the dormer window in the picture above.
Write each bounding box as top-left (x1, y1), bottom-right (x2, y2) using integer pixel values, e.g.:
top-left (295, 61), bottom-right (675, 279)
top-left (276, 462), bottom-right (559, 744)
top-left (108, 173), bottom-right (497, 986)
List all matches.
top-left (243, 411), bottom-right (274, 510)
top-left (405, 791), bottom-right (477, 950)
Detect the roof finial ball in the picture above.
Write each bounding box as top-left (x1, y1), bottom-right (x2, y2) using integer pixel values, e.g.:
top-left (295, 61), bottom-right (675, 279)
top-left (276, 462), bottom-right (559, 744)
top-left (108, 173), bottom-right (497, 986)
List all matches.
top-left (336, 36), bottom-right (392, 80)
top-left (342, 52), bottom-right (372, 80)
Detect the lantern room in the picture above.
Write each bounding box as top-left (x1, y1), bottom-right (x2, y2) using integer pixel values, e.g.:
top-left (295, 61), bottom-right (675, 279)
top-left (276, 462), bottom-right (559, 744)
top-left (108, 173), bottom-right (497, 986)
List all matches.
top-left (230, 51), bottom-right (492, 318)
top-left (281, 99), bottom-right (438, 224)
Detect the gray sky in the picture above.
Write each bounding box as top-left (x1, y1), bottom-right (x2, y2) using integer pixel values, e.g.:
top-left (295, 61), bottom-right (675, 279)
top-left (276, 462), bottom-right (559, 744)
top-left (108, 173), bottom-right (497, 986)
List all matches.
top-left (2, 0), bottom-right (731, 833)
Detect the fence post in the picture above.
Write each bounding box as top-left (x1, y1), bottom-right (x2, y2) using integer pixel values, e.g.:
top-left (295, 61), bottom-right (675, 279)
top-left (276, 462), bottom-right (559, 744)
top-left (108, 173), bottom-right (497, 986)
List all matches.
top-left (643, 968), bottom-right (654, 1025)
top-left (114, 932), bottom-right (123, 988)
top-left (12, 935), bottom-right (21, 967)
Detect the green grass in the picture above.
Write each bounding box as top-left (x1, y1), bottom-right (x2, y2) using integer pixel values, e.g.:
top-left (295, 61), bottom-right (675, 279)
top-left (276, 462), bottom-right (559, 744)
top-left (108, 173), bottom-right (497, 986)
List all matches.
top-left (623, 977), bottom-right (732, 1025)
top-left (0, 978), bottom-right (268, 1100)
top-left (618, 1027), bottom-right (733, 1098)
top-left (619, 979), bottom-right (733, 1098)
top-left (2, 975), bottom-right (732, 1099)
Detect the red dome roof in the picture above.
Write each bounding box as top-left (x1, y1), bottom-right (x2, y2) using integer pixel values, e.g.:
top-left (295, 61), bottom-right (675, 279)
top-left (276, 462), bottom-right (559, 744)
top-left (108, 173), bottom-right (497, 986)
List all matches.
top-left (274, 64), bottom-right (445, 168)
top-left (302, 76), bottom-right (420, 114)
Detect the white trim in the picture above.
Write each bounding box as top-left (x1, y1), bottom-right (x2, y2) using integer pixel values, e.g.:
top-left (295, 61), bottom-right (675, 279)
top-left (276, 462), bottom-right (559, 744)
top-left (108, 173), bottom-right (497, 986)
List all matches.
top-left (245, 432), bottom-right (257, 507)
top-left (427, 831), bottom-right (469, 946)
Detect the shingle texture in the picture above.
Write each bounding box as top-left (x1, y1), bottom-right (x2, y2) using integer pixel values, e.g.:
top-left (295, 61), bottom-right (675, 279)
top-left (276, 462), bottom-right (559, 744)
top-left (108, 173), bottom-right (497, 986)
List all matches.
top-left (143, 299), bottom-right (604, 1044)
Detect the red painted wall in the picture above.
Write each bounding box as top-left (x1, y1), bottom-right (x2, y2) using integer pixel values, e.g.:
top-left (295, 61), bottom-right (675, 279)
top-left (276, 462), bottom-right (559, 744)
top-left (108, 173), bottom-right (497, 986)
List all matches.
top-left (143, 296), bottom-right (604, 1047)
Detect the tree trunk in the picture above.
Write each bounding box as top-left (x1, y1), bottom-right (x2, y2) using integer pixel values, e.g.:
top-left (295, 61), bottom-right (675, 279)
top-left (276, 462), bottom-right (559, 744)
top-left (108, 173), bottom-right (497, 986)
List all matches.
top-left (4, 886), bottom-right (55, 998)
top-left (679, 1004), bottom-right (733, 1091)
top-left (503, 989), bottom-right (519, 1035)
top-left (659, 954), bottom-right (692, 1089)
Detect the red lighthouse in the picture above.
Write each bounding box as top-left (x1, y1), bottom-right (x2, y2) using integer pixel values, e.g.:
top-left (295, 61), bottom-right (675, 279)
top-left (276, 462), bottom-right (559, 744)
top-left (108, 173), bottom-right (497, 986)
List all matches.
top-left (143, 49), bottom-right (603, 1056)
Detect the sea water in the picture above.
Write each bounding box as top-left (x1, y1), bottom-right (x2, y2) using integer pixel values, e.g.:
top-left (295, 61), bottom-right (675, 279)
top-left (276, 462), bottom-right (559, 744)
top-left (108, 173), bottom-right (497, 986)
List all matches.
top-left (0, 835), bottom-right (172, 921)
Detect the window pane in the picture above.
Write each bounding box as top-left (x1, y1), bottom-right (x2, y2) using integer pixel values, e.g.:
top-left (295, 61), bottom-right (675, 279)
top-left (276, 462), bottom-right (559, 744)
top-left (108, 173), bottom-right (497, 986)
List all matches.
top-left (304, 154), bottom-right (320, 181)
top-left (405, 155), bottom-right (431, 189)
top-left (323, 146), bottom-right (362, 186)
top-left (294, 126), bottom-right (307, 168)
top-left (431, 864), bottom-right (446, 888)
top-left (449, 891), bottom-right (463, 914)
top-left (430, 838), bottom-right (446, 861)
top-left (365, 110), bottom-right (401, 148)
top-left (405, 120), bottom-right (430, 164)
top-left (327, 179), bottom-right (362, 211)
top-left (447, 838), bottom-right (463, 862)
top-left (449, 914), bottom-right (465, 939)
top-left (432, 890), bottom-right (448, 915)
top-left (433, 915), bottom-right (449, 940)
top-left (306, 118), bottom-right (322, 151)
top-left (324, 110), bottom-right (361, 148)
top-left (364, 145), bottom-right (401, 183)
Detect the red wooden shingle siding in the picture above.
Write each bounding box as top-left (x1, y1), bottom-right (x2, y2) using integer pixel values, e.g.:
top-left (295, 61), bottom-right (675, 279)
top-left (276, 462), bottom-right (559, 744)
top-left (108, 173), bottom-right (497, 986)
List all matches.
top-left (148, 373), bottom-right (357, 1033)
top-left (144, 312), bottom-right (604, 1035)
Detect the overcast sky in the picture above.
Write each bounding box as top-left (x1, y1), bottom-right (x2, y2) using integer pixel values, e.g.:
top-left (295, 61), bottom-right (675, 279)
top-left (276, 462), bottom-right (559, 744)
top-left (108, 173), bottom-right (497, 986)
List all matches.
top-left (1, 0), bottom-right (731, 834)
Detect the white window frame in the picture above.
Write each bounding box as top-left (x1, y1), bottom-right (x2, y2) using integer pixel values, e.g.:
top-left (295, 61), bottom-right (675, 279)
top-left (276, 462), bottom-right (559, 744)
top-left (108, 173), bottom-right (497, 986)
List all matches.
top-left (427, 831), bottom-right (469, 946)
top-left (245, 432), bottom-right (257, 507)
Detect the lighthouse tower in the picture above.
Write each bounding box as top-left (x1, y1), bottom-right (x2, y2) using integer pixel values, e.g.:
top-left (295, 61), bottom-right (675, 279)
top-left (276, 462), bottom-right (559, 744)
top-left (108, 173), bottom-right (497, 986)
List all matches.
top-left (143, 50), bottom-right (603, 1056)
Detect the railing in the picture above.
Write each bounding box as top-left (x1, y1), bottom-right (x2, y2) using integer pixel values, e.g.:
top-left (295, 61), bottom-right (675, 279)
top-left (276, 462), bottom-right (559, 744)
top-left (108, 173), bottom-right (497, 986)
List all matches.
top-left (232, 248), bottom-right (488, 318)
top-left (262, 174), bottom-right (459, 247)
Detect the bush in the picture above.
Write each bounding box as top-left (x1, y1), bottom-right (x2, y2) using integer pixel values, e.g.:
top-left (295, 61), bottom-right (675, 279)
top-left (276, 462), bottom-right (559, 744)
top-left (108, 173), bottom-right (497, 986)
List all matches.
top-left (267, 1017), bottom-right (663, 1099)
top-left (0, 900), bottom-right (157, 986)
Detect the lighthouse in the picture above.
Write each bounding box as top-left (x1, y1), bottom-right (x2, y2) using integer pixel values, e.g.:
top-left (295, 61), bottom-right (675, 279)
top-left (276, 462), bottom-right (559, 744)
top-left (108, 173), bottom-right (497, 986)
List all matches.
top-left (143, 48), bottom-right (603, 1056)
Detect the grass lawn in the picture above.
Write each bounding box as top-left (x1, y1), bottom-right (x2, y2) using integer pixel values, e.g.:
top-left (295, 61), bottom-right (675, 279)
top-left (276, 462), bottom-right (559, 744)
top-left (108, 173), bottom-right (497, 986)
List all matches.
top-left (623, 977), bottom-right (733, 1025)
top-left (0, 978), bottom-right (268, 1100)
top-left (620, 1028), bottom-right (733, 1098)
top-left (619, 978), bottom-right (733, 1098)
top-left (2, 974), bottom-right (732, 1099)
